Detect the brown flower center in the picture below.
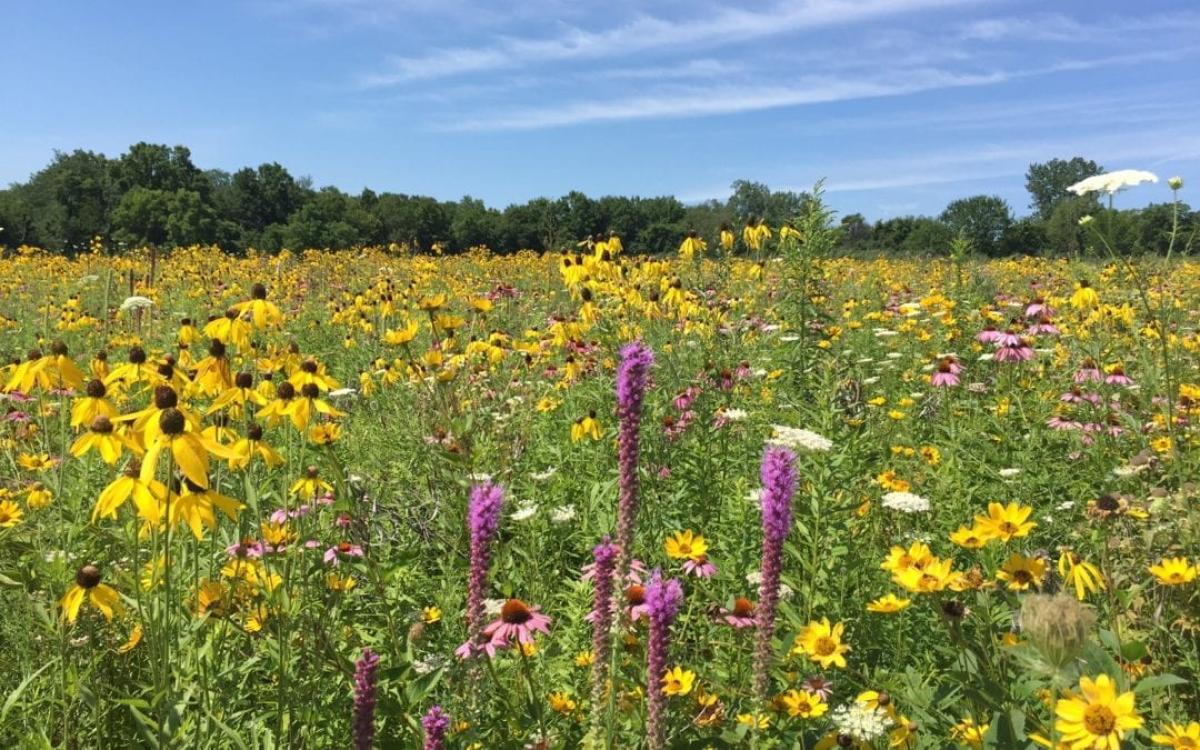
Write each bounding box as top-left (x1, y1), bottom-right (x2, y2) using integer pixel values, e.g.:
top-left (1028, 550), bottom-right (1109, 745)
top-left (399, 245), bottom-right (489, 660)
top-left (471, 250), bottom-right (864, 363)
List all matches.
top-left (501, 599), bottom-right (532, 624)
top-left (732, 597), bottom-right (754, 617)
top-left (1082, 704), bottom-right (1116, 735)
top-left (626, 584), bottom-right (646, 606)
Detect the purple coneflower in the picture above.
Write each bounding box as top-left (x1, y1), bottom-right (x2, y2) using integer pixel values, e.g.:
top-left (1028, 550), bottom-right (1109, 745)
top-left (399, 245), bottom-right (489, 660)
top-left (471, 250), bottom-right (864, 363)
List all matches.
top-left (352, 648), bottom-right (380, 750)
top-left (719, 597), bottom-right (756, 629)
top-left (1024, 298), bottom-right (1050, 318)
top-left (995, 338), bottom-right (1035, 362)
top-left (681, 555), bottom-right (716, 578)
top-left (614, 341), bottom-right (654, 578)
top-left (456, 481), bottom-right (505, 659)
top-left (931, 357), bottom-right (960, 388)
top-left (1074, 358), bottom-right (1103, 383)
top-left (421, 705), bottom-right (450, 750)
top-left (1104, 365), bottom-right (1134, 386)
top-left (753, 446), bottom-right (797, 702)
top-left (1026, 316), bottom-right (1060, 336)
top-left (976, 325), bottom-right (1002, 344)
top-left (324, 541), bottom-right (364, 565)
top-left (644, 570), bottom-right (683, 750)
top-left (483, 598), bottom-right (551, 652)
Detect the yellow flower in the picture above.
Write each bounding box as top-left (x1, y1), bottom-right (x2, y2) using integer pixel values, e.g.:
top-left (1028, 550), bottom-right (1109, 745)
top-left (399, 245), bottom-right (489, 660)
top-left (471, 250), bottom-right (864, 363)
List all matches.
top-left (793, 618), bottom-right (850, 669)
top-left (574, 650), bottom-right (595, 668)
top-left (894, 556), bottom-right (957, 594)
top-left (919, 445), bottom-right (941, 465)
top-left (60, 565), bottom-right (124, 623)
top-left (949, 525), bottom-right (989, 550)
top-left (664, 530), bottom-right (708, 561)
top-left (996, 553), bottom-right (1047, 591)
top-left (951, 718), bottom-right (988, 748)
top-left (18, 452), bottom-right (56, 471)
top-left (1058, 553), bottom-right (1106, 600)
top-left (422, 606), bottom-right (442, 624)
top-left (571, 412), bottom-right (602, 442)
top-left (309, 423), bottom-right (342, 445)
top-left (326, 573), bottom-right (357, 592)
top-left (974, 501), bottom-right (1036, 542)
top-left (0, 499), bottom-right (24, 528)
top-left (548, 691), bottom-right (577, 715)
top-left (736, 712), bottom-right (771, 730)
top-left (780, 689), bottom-right (828, 718)
top-left (118, 622), bottom-right (143, 653)
top-left (876, 470), bottom-right (910, 493)
top-left (661, 666), bottom-right (696, 697)
top-left (1070, 280), bottom-right (1100, 310)
top-left (866, 593), bottom-right (911, 614)
top-left (536, 396), bottom-right (561, 413)
top-left (24, 482), bottom-right (53, 509)
top-left (1055, 674), bottom-right (1143, 749)
top-left (1153, 722), bottom-right (1200, 748)
top-left (94, 465), bottom-right (167, 523)
top-left (1148, 557), bottom-right (1198, 586)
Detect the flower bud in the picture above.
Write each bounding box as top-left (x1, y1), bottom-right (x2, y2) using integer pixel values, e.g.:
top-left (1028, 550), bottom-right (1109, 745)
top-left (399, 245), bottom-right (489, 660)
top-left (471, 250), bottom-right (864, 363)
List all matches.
top-left (1021, 593), bottom-right (1094, 670)
top-left (1168, 176), bottom-right (1183, 190)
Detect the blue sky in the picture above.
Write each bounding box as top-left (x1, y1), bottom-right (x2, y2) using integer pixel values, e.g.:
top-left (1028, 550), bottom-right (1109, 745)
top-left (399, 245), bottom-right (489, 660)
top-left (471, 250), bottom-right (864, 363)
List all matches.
top-left (3, 0), bottom-right (1198, 219)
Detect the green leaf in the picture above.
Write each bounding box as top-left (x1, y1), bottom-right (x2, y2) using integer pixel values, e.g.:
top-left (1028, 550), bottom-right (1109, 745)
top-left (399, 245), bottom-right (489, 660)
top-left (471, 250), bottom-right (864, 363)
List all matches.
top-left (1131, 673), bottom-right (1186, 695)
top-left (0, 660), bottom-right (56, 726)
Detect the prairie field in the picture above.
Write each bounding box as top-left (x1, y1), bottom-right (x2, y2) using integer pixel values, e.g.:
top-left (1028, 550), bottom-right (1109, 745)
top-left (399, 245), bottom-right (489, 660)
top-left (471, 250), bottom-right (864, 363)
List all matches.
top-left (0, 227), bottom-right (1198, 749)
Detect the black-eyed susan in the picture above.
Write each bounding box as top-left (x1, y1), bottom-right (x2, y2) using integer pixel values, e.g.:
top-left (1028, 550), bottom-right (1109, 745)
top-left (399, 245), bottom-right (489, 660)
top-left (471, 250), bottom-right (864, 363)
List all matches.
top-left (170, 478), bottom-right (244, 540)
top-left (780, 689), bottom-right (828, 719)
top-left (234, 283), bottom-right (284, 330)
top-left (661, 666), bottom-right (695, 697)
top-left (1152, 722), bottom-right (1200, 748)
top-left (60, 564), bottom-right (123, 623)
top-left (70, 416), bottom-right (138, 465)
top-left (996, 553), bottom-right (1047, 591)
top-left (1058, 552), bottom-right (1106, 600)
top-left (71, 379), bottom-right (117, 428)
top-left (291, 466), bottom-right (333, 500)
top-left (974, 501), bottom-right (1036, 542)
top-left (140, 406), bottom-right (238, 490)
top-left (0, 499), bottom-right (23, 528)
top-left (865, 593), bottom-right (911, 614)
top-left (571, 411), bottom-right (602, 442)
top-left (94, 461), bottom-right (166, 522)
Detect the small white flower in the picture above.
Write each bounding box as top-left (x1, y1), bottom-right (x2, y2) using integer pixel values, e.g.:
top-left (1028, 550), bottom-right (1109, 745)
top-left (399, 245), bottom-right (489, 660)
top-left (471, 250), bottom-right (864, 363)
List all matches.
top-left (881, 491), bottom-right (930, 513)
top-left (978, 352), bottom-right (995, 362)
top-left (831, 703), bottom-right (893, 742)
top-left (329, 387), bottom-right (357, 399)
top-left (119, 296), bottom-right (154, 312)
top-left (550, 505), bottom-right (576, 524)
top-left (780, 334), bottom-right (801, 342)
top-left (484, 598), bottom-right (505, 617)
top-left (745, 488), bottom-right (764, 504)
top-left (885, 352), bottom-right (902, 360)
top-left (1056, 501), bottom-right (1075, 511)
top-left (998, 468), bottom-right (1021, 478)
top-left (468, 473), bottom-right (492, 483)
top-left (722, 408), bottom-right (749, 421)
top-left (530, 467), bottom-right (558, 481)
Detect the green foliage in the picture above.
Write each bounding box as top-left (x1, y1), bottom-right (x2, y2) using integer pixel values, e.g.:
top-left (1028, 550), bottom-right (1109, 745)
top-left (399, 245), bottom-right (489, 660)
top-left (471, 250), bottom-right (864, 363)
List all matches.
top-left (939, 195), bottom-right (1012, 257)
top-left (1025, 157), bottom-right (1102, 219)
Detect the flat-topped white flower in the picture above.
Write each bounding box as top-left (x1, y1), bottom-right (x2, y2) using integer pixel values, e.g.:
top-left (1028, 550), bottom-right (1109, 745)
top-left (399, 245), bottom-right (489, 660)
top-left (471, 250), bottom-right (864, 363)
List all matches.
top-left (1067, 169), bottom-right (1158, 196)
top-left (549, 505), bottom-right (576, 524)
top-left (881, 491), bottom-right (930, 513)
top-left (768, 425), bottom-right (833, 452)
top-left (530, 467), bottom-right (557, 481)
top-left (119, 295), bottom-right (154, 311)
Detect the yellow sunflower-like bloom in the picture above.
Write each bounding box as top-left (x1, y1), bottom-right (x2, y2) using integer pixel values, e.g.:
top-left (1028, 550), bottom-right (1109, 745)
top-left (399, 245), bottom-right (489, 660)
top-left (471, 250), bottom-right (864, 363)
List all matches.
top-left (60, 565), bottom-right (123, 623)
top-left (1055, 674), bottom-right (1142, 749)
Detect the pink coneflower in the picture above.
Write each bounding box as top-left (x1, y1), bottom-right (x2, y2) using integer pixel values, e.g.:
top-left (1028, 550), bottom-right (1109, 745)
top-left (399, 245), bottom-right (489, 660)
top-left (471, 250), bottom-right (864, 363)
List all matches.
top-left (1104, 365), bottom-right (1134, 386)
top-left (995, 338), bottom-right (1035, 362)
top-left (719, 597), bottom-right (756, 629)
top-left (681, 555), bottom-right (716, 578)
top-left (1074, 359), bottom-right (1102, 383)
top-left (226, 538), bottom-right (264, 559)
top-left (335, 512), bottom-right (352, 528)
top-left (324, 541), bottom-right (364, 565)
top-left (931, 357), bottom-right (960, 388)
top-left (1047, 416), bottom-right (1081, 431)
top-left (802, 675), bottom-right (834, 700)
top-left (673, 386), bottom-right (699, 411)
top-left (1026, 316), bottom-right (1060, 336)
top-left (483, 598), bottom-right (551, 651)
top-left (5, 410), bottom-right (30, 423)
top-left (976, 325), bottom-right (1002, 344)
top-left (624, 583), bottom-right (650, 622)
top-left (1060, 387), bottom-right (1101, 405)
top-left (995, 328), bottom-right (1023, 347)
top-left (1024, 298), bottom-right (1050, 318)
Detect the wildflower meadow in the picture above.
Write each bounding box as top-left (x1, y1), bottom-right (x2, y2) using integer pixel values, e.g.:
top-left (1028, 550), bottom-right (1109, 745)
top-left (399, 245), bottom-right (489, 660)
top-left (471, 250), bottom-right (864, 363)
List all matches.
top-left (1, 176), bottom-right (1198, 750)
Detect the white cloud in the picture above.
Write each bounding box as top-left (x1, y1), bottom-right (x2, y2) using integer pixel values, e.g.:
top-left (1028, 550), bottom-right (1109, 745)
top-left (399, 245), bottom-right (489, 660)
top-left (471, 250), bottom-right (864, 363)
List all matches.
top-left (361, 0), bottom-right (972, 86)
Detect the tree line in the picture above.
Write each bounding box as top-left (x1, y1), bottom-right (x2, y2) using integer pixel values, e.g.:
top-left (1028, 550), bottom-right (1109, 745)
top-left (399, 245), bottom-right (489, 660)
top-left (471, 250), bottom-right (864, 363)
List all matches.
top-left (0, 145), bottom-right (1192, 256)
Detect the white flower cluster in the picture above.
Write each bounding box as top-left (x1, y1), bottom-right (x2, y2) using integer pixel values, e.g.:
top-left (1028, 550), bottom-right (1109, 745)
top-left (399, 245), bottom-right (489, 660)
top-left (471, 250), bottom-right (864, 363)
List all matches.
top-left (119, 295), bottom-right (154, 311)
top-left (510, 501), bottom-right (538, 522)
top-left (831, 703), bottom-right (893, 742)
top-left (1067, 169), bottom-right (1157, 196)
top-left (722, 408), bottom-right (749, 421)
top-left (768, 425), bottom-right (833, 452)
top-left (881, 491), bottom-right (930, 514)
top-left (550, 505), bottom-right (576, 524)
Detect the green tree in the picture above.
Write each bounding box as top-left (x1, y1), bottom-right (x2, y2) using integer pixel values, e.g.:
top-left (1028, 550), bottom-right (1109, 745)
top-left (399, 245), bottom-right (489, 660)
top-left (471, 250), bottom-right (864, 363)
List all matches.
top-left (1044, 195), bottom-right (1094, 256)
top-left (1025, 157), bottom-right (1102, 219)
top-left (114, 143), bottom-right (208, 196)
top-left (940, 195), bottom-right (1012, 256)
top-left (112, 187), bottom-right (172, 247)
top-left (23, 149), bottom-right (118, 250)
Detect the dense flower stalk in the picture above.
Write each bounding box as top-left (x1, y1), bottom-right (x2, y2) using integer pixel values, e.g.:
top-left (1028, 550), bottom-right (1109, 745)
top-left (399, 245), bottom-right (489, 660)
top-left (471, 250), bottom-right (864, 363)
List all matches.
top-left (588, 536), bottom-right (619, 731)
top-left (352, 648), bottom-right (380, 750)
top-left (459, 481), bottom-right (505, 658)
top-left (421, 705), bottom-right (451, 750)
top-left (613, 341), bottom-right (654, 577)
top-left (753, 446), bottom-right (797, 702)
top-left (644, 569), bottom-right (684, 750)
